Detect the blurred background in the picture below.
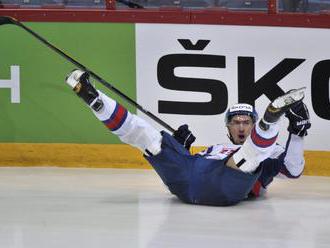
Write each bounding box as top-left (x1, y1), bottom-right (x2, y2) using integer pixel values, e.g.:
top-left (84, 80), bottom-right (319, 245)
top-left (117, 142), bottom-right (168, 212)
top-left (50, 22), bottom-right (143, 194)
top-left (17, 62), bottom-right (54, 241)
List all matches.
top-left (0, 0), bottom-right (330, 13)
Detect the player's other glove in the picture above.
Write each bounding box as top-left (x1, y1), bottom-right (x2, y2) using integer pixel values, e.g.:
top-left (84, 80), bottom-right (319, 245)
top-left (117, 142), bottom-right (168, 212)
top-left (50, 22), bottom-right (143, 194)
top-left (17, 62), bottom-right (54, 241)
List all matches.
top-left (285, 101), bottom-right (311, 137)
top-left (173, 124), bottom-right (196, 150)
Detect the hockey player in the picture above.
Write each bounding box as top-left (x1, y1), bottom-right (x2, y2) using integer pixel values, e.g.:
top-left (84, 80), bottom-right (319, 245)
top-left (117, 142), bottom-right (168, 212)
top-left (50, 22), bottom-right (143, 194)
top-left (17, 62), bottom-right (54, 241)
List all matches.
top-left (65, 69), bottom-right (311, 206)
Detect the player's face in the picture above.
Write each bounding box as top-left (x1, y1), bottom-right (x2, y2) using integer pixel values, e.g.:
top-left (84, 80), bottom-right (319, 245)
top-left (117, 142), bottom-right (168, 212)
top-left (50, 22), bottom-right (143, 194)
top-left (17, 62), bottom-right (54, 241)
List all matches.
top-left (227, 115), bottom-right (254, 145)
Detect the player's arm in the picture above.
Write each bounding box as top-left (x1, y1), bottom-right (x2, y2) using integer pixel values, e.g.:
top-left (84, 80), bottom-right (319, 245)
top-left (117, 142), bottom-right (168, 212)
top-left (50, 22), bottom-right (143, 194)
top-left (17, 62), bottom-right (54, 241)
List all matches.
top-left (280, 134), bottom-right (305, 177)
top-left (281, 100), bottom-right (311, 177)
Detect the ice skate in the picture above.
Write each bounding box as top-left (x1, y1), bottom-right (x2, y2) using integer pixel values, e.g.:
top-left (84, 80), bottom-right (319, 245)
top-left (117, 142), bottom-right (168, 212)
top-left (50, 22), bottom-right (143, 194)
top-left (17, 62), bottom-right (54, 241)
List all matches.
top-left (259, 87), bottom-right (305, 130)
top-left (65, 69), bottom-right (104, 111)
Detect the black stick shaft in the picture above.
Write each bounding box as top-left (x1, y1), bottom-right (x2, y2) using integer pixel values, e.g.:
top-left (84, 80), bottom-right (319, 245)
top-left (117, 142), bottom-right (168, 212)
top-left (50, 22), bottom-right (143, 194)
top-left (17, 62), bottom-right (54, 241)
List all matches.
top-left (3, 16), bottom-right (175, 132)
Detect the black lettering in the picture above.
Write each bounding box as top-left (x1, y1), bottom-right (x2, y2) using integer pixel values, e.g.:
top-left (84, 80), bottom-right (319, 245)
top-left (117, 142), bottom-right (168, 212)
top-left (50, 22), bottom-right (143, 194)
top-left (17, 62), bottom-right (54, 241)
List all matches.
top-left (312, 60), bottom-right (330, 120)
top-left (238, 57), bottom-right (305, 105)
top-left (178, 39), bottom-right (210, 50)
top-left (157, 54), bottom-right (227, 115)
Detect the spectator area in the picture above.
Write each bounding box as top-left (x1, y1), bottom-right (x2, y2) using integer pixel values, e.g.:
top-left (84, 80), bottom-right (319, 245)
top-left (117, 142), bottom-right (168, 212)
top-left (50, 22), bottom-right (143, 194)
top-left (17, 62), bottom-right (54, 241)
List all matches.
top-left (0, 0), bottom-right (330, 13)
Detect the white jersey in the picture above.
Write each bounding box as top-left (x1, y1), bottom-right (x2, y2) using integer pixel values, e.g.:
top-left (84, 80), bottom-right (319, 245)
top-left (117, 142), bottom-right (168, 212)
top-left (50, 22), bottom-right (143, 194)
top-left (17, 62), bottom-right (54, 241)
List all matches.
top-left (198, 134), bottom-right (304, 196)
top-left (198, 134), bottom-right (304, 179)
top-left (198, 143), bottom-right (285, 161)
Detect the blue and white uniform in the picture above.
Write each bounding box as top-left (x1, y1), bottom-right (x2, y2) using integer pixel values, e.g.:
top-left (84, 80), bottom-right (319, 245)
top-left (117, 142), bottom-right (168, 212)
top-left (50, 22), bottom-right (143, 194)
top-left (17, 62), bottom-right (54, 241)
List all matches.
top-left (89, 90), bottom-right (305, 206)
top-left (198, 134), bottom-right (305, 197)
top-left (145, 132), bottom-right (262, 206)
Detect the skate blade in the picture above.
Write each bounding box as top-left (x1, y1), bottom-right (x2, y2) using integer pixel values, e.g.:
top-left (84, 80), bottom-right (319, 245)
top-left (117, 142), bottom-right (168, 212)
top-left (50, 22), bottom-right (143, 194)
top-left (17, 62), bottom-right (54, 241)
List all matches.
top-left (272, 87), bottom-right (306, 109)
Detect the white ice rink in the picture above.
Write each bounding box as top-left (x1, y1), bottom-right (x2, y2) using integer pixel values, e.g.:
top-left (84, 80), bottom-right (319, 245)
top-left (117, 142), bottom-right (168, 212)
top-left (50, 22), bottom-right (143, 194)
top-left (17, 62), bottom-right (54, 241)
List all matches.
top-left (0, 167), bottom-right (329, 248)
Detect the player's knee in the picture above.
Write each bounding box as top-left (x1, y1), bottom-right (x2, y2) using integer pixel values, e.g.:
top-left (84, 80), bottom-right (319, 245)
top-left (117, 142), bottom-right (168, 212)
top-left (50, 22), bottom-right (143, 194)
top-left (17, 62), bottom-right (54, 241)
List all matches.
top-left (118, 115), bottom-right (162, 156)
top-left (233, 125), bottom-right (278, 173)
top-left (232, 142), bottom-right (259, 173)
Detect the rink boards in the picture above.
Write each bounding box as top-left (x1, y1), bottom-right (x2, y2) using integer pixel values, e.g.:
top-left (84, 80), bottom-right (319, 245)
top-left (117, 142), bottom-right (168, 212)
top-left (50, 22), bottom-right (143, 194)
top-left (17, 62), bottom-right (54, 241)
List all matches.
top-left (0, 22), bottom-right (329, 174)
top-left (0, 143), bottom-right (329, 176)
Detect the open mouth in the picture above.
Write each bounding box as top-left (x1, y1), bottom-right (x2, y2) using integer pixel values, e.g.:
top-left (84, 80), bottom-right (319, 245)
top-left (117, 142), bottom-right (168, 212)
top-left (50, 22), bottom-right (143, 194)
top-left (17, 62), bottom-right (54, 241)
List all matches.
top-left (239, 134), bottom-right (245, 140)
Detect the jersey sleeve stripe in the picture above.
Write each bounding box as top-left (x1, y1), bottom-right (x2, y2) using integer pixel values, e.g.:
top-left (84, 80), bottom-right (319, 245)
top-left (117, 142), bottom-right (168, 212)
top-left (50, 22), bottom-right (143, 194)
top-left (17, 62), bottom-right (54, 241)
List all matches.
top-left (103, 103), bottom-right (128, 131)
top-left (251, 126), bottom-right (278, 148)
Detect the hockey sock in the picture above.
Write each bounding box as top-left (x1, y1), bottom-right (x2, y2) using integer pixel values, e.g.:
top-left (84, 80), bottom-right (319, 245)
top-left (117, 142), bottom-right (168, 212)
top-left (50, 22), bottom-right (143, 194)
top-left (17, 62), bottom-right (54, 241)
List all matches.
top-left (91, 91), bottom-right (162, 156)
top-left (233, 122), bottom-right (279, 173)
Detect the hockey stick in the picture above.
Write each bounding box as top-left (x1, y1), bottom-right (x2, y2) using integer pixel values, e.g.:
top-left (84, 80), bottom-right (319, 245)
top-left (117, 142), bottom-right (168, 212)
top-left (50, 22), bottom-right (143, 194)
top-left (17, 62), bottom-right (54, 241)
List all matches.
top-left (0, 16), bottom-right (175, 133)
top-left (117, 0), bottom-right (144, 8)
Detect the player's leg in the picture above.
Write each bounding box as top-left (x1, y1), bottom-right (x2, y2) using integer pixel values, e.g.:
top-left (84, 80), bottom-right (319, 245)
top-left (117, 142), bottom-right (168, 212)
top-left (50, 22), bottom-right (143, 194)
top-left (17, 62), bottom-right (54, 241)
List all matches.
top-left (259, 88), bottom-right (306, 131)
top-left (65, 69), bottom-right (162, 156)
top-left (227, 88), bottom-right (305, 173)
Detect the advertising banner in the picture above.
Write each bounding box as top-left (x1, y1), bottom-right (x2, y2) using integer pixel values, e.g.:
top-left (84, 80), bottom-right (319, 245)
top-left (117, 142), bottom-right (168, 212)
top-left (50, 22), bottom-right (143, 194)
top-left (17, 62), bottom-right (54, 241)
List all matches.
top-left (0, 22), bottom-right (136, 144)
top-left (1, 21), bottom-right (329, 168)
top-left (136, 24), bottom-right (330, 151)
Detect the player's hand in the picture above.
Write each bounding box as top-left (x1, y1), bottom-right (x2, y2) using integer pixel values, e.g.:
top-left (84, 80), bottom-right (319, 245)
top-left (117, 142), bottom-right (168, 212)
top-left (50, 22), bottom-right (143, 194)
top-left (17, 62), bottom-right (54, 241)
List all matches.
top-left (285, 101), bottom-right (311, 137)
top-left (173, 124), bottom-right (196, 150)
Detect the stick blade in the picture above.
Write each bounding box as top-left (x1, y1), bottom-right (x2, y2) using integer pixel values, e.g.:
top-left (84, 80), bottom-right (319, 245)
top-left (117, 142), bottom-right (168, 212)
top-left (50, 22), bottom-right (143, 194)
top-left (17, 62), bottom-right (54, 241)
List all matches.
top-left (0, 16), bottom-right (16, 25)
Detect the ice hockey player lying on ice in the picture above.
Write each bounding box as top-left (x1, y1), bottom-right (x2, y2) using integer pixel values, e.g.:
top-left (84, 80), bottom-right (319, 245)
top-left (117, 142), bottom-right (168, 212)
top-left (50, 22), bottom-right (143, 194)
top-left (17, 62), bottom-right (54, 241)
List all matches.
top-left (65, 69), bottom-right (311, 206)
